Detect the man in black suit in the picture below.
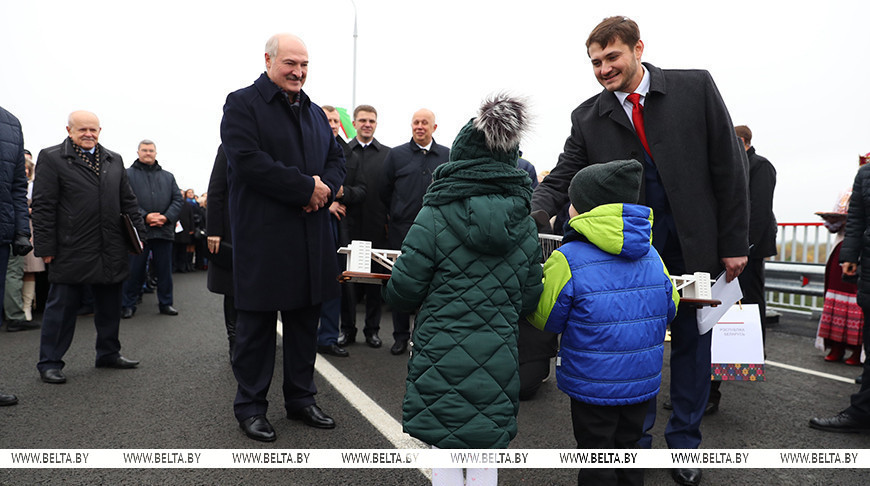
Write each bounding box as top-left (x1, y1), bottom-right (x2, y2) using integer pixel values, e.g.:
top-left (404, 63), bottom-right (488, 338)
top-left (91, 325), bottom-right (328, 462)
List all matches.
top-left (220, 33), bottom-right (345, 442)
top-left (337, 105), bottom-right (390, 350)
top-left (734, 125), bottom-right (777, 329)
top-left (811, 157), bottom-right (870, 434)
top-left (315, 105), bottom-right (350, 358)
top-left (532, 17), bottom-right (748, 486)
top-left (381, 109), bottom-right (449, 355)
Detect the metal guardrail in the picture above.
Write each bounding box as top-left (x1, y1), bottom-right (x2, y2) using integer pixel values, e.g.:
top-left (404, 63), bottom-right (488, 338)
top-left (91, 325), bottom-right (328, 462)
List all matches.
top-left (764, 261), bottom-right (825, 297)
top-left (539, 234), bottom-right (562, 261)
top-left (769, 222), bottom-right (830, 313)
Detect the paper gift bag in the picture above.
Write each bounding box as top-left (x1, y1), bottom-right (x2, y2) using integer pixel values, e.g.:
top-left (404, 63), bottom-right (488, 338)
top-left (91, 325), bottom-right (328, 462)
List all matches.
top-left (710, 304), bottom-right (765, 382)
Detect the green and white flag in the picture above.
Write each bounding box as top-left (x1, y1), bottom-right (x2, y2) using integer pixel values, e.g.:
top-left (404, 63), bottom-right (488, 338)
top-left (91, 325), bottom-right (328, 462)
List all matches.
top-left (335, 107), bottom-right (356, 140)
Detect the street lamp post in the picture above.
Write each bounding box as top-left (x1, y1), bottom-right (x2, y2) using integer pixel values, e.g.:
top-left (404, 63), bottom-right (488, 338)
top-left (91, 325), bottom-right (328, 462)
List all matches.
top-left (351, 0), bottom-right (358, 110)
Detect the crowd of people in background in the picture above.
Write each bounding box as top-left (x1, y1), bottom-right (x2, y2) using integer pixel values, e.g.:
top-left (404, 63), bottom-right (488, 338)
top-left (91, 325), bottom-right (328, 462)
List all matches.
top-left (0, 157), bottom-right (212, 333)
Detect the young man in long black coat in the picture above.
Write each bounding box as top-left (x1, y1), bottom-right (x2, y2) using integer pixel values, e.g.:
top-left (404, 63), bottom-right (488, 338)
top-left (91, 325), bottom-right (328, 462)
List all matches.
top-left (531, 17), bottom-right (748, 486)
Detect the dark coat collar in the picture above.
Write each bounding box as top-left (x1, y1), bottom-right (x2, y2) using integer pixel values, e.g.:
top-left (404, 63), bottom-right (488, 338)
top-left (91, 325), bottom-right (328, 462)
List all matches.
top-left (348, 137), bottom-right (385, 151)
top-left (59, 137), bottom-right (114, 163)
top-left (132, 159), bottom-right (162, 171)
top-left (408, 138), bottom-right (444, 155)
top-left (253, 72), bottom-right (310, 107)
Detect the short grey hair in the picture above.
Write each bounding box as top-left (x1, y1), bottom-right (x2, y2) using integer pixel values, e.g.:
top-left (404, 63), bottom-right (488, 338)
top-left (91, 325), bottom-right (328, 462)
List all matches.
top-left (138, 139), bottom-right (156, 149)
top-left (265, 34), bottom-right (280, 60)
top-left (265, 33), bottom-right (305, 66)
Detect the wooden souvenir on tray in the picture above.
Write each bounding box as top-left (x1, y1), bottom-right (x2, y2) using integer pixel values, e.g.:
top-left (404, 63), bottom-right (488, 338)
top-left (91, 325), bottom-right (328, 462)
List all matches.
top-left (337, 240), bottom-right (401, 284)
top-left (670, 272), bottom-right (721, 307)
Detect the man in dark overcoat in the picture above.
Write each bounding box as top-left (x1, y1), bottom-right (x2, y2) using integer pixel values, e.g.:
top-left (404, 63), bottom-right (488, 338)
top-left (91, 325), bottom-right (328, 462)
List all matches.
top-left (32, 110), bottom-right (146, 385)
top-left (315, 105), bottom-right (351, 358)
top-left (121, 139), bottom-right (183, 319)
top-left (380, 109), bottom-right (449, 355)
top-left (734, 125), bottom-right (777, 328)
top-left (220, 33), bottom-right (346, 442)
top-left (206, 145), bottom-right (236, 359)
top-left (812, 158), bottom-right (870, 434)
top-left (531, 17), bottom-right (748, 486)
top-left (337, 105), bottom-right (391, 349)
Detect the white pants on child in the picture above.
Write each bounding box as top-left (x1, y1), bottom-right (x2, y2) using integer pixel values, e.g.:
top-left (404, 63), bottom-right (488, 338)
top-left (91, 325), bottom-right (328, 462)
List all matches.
top-left (431, 446), bottom-right (498, 486)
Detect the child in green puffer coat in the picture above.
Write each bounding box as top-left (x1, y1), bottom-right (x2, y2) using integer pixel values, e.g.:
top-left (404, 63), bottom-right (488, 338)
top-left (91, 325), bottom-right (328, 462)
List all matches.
top-left (383, 94), bottom-right (543, 486)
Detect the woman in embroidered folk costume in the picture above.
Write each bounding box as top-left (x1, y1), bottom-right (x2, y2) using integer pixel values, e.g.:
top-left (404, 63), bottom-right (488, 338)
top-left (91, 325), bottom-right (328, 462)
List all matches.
top-left (816, 154), bottom-right (869, 367)
top-left (383, 94), bottom-right (542, 486)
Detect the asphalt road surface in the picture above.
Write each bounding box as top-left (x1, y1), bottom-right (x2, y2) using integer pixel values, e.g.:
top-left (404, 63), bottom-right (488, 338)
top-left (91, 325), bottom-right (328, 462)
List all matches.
top-left (0, 271), bottom-right (868, 485)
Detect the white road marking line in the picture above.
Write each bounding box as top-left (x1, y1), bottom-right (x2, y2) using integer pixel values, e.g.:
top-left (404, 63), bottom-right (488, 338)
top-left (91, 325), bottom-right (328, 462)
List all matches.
top-left (765, 359), bottom-right (859, 384)
top-left (277, 319), bottom-right (430, 478)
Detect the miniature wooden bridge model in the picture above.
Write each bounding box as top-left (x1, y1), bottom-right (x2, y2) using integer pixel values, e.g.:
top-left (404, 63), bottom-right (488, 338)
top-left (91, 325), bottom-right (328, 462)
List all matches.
top-left (670, 272), bottom-right (721, 307)
top-left (337, 240), bottom-right (401, 284)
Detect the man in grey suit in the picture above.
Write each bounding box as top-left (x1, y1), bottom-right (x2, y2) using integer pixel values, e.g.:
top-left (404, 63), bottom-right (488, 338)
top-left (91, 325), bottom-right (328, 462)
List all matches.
top-left (532, 16), bottom-right (748, 486)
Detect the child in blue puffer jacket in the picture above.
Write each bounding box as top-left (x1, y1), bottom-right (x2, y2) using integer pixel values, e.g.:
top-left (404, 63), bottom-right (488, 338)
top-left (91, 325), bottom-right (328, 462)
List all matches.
top-left (530, 159), bottom-right (679, 486)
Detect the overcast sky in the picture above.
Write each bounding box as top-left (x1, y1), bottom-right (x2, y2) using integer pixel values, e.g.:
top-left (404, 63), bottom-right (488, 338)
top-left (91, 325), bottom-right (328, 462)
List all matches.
top-left (2, 0), bottom-right (868, 223)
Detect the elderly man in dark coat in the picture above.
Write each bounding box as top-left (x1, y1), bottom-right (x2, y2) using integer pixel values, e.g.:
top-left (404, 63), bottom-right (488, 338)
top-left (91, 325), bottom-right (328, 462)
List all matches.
top-left (220, 33), bottom-right (346, 442)
top-left (32, 110), bottom-right (146, 385)
top-left (531, 17), bottom-right (748, 486)
top-left (380, 109), bottom-right (450, 355)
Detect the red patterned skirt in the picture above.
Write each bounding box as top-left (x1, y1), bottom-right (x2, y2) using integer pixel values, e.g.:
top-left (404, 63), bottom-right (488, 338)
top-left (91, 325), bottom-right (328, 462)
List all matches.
top-left (817, 242), bottom-right (864, 346)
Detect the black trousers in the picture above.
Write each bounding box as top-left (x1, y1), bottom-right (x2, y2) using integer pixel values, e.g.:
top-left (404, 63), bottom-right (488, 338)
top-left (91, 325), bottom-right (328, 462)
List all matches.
top-left (737, 257), bottom-right (767, 342)
top-left (232, 304), bottom-right (320, 421)
top-left (392, 310), bottom-right (412, 342)
top-left (341, 283), bottom-right (382, 336)
top-left (519, 358), bottom-right (550, 401)
top-left (571, 398), bottom-right (648, 486)
top-left (38, 282), bottom-right (123, 371)
top-left (846, 309), bottom-right (870, 420)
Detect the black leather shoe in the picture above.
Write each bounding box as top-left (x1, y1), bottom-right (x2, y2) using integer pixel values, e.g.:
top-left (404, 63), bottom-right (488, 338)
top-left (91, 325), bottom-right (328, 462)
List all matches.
top-left (287, 404), bottom-right (335, 429)
top-left (704, 401), bottom-right (719, 416)
top-left (40, 368), bottom-right (66, 384)
top-left (663, 400), bottom-right (673, 410)
top-left (159, 305), bottom-right (179, 316)
top-left (0, 392), bottom-right (18, 406)
top-left (365, 333), bottom-right (382, 348)
top-left (809, 412), bottom-right (870, 433)
top-left (121, 307), bottom-right (135, 319)
top-left (390, 340), bottom-right (408, 355)
top-left (857, 375), bottom-right (864, 385)
top-left (671, 467), bottom-right (702, 486)
top-left (5, 319), bottom-right (40, 332)
top-left (317, 344), bottom-right (349, 358)
top-left (239, 415), bottom-right (276, 442)
top-left (96, 356), bottom-right (140, 369)
top-left (337, 331), bottom-right (355, 346)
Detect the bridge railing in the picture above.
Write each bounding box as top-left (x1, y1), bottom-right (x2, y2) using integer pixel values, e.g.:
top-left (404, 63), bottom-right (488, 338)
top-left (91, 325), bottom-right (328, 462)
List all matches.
top-left (767, 222), bottom-right (833, 314)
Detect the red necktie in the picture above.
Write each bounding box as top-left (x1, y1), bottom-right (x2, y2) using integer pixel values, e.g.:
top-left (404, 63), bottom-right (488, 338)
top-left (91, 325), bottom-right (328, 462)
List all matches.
top-left (626, 93), bottom-right (652, 158)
